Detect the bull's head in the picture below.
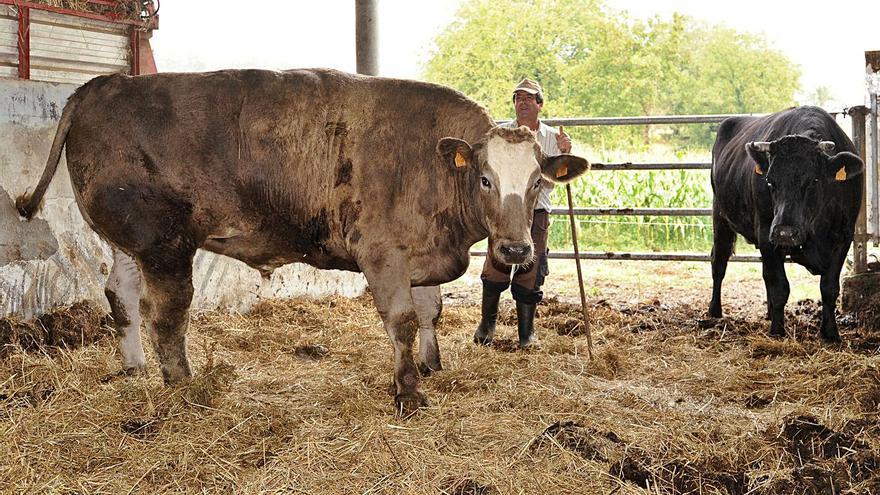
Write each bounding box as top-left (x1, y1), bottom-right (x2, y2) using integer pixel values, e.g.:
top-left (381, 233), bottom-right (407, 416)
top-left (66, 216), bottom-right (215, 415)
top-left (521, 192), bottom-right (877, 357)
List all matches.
top-left (746, 135), bottom-right (864, 247)
top-left (437, 126), bottom-right (590, 265)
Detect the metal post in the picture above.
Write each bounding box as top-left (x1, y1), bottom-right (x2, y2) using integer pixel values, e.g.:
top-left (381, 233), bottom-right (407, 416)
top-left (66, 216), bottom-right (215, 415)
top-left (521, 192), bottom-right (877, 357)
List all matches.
top-left (565, 184), bottom-right (593, 359)
top-left (17, 6), bottom-right (29, 80)
top-left (850, 106), bottom-right (869, 273)
top-left (871, 93), bottom-right (879, 245)
top-left (355, 0), bottom-right (378, 76)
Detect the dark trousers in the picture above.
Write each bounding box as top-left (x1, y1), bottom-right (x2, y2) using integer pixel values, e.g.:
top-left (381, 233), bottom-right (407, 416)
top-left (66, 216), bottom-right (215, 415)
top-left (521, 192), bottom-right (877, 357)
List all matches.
top-left (480, 210), bottom-right (550, 305)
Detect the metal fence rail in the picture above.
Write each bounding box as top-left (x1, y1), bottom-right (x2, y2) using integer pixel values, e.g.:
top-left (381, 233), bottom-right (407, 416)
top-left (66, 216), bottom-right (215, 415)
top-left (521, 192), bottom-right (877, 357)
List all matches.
top-left (471, 250), bottom-right (762, 263)
top-left (553, 207), bottom-right (711, 216)
top-left (591, 162), bottom-right (711, 171)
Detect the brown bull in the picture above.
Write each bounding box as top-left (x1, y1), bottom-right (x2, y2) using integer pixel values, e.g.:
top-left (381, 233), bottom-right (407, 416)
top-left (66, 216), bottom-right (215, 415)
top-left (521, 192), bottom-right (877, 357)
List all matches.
top-left (17, 69), bottom-right (589, 412)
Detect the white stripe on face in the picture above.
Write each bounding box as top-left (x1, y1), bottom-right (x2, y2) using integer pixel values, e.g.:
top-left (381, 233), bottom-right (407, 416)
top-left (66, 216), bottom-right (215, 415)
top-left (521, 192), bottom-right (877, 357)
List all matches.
top-left (486, 136), bottom-right (539, 204)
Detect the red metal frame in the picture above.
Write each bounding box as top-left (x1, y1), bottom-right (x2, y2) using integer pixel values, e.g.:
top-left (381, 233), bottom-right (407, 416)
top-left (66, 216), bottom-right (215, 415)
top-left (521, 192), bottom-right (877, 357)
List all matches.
top-left (16, 5), bottom-right (29, 79)
top-left (129, 27), bottom-right (140, 75)
top-left (4, 1), bottom-right (157, 79)
top-left (0, 0), bottom-right (158, 28)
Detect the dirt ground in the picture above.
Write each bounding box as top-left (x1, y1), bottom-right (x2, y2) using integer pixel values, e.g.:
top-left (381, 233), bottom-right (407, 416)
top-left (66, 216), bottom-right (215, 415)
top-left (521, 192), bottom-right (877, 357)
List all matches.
top-left (443, 258), bottom-right (823, 315)
top-left (1, 259), bottom-right (878, 494)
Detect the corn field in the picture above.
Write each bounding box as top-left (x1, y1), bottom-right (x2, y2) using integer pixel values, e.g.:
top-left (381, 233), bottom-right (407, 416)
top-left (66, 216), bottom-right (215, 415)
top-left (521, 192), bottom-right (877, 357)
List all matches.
top-left (548, 146), bottom-right (727, 253)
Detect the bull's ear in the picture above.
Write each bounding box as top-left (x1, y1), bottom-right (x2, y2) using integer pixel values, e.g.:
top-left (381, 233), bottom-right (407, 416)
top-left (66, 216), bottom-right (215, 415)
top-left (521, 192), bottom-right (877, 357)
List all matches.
top-left (826, 151), bottom-right (864, 182)
top-left (746, 141), bottom-right (770, 176)
top-left (437, 137), bottom-right (474, 170)
top-left (541, 153), bottom-right (591, 183)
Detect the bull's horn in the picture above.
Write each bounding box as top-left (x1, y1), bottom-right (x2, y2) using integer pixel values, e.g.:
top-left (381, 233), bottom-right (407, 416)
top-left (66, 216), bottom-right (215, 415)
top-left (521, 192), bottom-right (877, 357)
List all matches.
top-left (818, 141), bottom-right (835, 153)
top-left (748, 141), bottom-right (771, 152)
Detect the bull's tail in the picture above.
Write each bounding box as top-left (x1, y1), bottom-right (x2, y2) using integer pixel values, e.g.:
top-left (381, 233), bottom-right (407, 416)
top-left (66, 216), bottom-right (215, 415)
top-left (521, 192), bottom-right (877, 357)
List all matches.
top-left (15, 93), bottom-right (80, 220)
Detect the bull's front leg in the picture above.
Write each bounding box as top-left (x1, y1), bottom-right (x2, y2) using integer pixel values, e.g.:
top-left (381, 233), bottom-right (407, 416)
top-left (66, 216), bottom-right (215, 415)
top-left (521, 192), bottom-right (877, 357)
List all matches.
top-left (361, 253), bottom-right (429, 414)
top-left (819, 246), bottom-right (848, 343)
top-left (759, 246), bottom-right (789, 337)
top-left (411, 285), bottom-right (443, 375)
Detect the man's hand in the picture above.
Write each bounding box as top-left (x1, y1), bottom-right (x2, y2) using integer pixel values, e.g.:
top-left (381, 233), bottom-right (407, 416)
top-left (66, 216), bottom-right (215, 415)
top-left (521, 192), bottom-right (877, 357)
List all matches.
top-left (556, 125), bottom-right (572, 154)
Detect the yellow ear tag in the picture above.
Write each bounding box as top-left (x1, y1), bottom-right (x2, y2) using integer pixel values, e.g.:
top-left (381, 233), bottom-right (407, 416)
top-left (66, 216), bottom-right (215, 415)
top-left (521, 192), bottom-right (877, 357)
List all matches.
top-left (835, 167), bottom-right (846, 181)
top-left (454, 152), bottom-right (467, 168)
top-left (555, 165), bottom-right (568, 179)
top-left (754, 164), bottom-right (764, 176)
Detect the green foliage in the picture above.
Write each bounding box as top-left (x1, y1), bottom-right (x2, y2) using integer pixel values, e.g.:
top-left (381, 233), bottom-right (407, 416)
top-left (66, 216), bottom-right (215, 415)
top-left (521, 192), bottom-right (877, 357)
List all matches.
top-left (424, 0), bottom-right (801, 150)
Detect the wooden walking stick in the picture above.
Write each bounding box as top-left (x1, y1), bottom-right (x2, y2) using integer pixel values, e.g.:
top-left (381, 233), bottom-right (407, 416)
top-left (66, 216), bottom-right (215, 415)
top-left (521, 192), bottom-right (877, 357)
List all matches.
top-left (565, 183), bottom-right (593, 359)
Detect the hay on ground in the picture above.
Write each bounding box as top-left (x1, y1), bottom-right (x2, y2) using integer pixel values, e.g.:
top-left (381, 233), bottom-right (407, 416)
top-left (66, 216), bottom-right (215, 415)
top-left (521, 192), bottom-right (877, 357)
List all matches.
top-left (1, 292), bottom-right (878, 493)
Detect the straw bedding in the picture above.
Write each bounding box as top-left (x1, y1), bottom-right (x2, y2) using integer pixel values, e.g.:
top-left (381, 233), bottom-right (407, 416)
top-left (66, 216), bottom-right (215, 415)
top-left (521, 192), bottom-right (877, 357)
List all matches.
top-left (0, 290), bottom-right (878, 494)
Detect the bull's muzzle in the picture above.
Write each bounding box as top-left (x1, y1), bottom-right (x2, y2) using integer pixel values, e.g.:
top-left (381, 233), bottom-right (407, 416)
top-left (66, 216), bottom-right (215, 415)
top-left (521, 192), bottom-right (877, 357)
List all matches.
top-left (497, 241), bottom-right (532, 265)
top-left (770, 225), bottom-right (802, 247)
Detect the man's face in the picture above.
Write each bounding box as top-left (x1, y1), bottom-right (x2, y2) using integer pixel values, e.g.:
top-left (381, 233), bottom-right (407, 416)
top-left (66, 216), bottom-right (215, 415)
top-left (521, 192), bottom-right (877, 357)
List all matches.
top-left (514, 90), bottom-right (542, 123)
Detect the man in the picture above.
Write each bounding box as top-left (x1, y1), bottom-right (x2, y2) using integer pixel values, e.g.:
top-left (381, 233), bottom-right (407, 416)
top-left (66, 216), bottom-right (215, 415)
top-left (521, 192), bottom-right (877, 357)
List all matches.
top-left (473, 77), bottom-right (572, 349)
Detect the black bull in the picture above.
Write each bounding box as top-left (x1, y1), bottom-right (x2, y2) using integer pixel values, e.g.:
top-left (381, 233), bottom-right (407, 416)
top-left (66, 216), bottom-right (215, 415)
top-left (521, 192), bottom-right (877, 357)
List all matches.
top-left (708, 106), bottom-right (865, 341)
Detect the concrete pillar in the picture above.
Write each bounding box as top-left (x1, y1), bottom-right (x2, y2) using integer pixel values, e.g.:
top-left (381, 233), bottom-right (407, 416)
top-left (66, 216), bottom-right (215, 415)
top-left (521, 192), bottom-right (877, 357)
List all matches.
top-left (355, 0), bottom-right (378, 75)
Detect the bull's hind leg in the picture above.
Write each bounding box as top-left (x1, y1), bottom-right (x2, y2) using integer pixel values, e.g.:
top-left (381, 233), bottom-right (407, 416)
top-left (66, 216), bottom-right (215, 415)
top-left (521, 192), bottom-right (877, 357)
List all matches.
top-left (138, 256), bottom-right (196, 384)
top-left (360, 252), bottom-right (428, 413)
top-left (709, 214), bottom-right (736, 318)
top-left (412, 285), bottom-right (443, 375)
top-left (759, 246), bottom-right (789, 337)
top-left (105, 248), bottom-right (146, 374)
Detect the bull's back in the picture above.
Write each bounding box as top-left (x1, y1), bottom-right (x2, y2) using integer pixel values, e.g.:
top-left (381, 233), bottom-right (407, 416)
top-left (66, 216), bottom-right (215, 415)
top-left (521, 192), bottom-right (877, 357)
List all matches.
top-left (63, 69), bottom-right (492, 274)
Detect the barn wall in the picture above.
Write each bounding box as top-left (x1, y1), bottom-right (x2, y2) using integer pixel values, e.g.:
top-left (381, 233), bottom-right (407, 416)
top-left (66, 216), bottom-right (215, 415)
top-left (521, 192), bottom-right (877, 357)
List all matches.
top-left (0, 79), bottom-right (366, 319)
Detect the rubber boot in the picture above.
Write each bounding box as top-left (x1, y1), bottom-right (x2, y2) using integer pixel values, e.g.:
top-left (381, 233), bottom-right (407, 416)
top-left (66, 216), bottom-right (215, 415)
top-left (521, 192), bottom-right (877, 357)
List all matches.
top-left (516, 301), bottom-right (539, 349)
top-left (473, 286), bottom-right (501, 345)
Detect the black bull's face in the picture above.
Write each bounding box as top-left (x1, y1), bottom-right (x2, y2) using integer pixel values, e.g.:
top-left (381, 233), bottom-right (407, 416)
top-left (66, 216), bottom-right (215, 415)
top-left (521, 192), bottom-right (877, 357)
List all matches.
top-left (437, 126), bottom-right (590, 266)
top-left (747, 135), bottom-right (864, 247)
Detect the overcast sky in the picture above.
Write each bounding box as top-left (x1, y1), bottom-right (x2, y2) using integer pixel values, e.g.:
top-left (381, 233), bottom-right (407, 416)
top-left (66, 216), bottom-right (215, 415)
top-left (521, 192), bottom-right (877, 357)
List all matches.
top-left (151, 0), bottom-right (879, 111)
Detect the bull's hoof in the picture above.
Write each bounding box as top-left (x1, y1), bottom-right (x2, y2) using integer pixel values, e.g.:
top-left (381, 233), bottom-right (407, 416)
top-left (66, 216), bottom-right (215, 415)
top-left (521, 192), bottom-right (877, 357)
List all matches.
top-left (821, 331), bottom-right (841, 344)
top-left (122, 364), bottom-right (148, 377)
top-left (473, 329), bottom-right (494, 345)
top-left (707, 304), bottom-right (722, 319)
top-left (159, 360), bottom-right (193, 386)
top-left (418, 361), bottom-right (443, 377)
top-left (768, 327), bottom-right (786, 339)
top-left (394, 391), bottom-right (430, 415)
top-left (160, 368), bottom-right (193, 386)
top-left (518, 336), bottom-right (541, 350)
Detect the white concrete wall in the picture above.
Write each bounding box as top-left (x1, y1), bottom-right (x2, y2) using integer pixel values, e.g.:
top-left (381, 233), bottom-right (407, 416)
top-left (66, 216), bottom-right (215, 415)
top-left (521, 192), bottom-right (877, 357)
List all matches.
top-left (0, 79), bottom-right (366, 319)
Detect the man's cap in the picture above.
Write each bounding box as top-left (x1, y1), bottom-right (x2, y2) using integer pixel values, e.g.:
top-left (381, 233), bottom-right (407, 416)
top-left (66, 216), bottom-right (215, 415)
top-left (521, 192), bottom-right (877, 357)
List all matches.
top-left (513, 78), bottom-right (543, 98)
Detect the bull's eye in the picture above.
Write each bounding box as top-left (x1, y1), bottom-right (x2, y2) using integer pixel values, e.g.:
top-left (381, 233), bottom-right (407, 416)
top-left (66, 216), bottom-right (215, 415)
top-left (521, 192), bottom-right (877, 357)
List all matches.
top-left (480, 177), bottom-right (491, 189)
top-left (533, 178), bottom-right (543, 189)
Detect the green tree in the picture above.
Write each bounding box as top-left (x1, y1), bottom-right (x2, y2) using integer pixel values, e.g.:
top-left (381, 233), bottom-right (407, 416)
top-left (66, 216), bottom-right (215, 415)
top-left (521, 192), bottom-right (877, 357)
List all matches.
top-left (423, 0), bottom-right (801, 150)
